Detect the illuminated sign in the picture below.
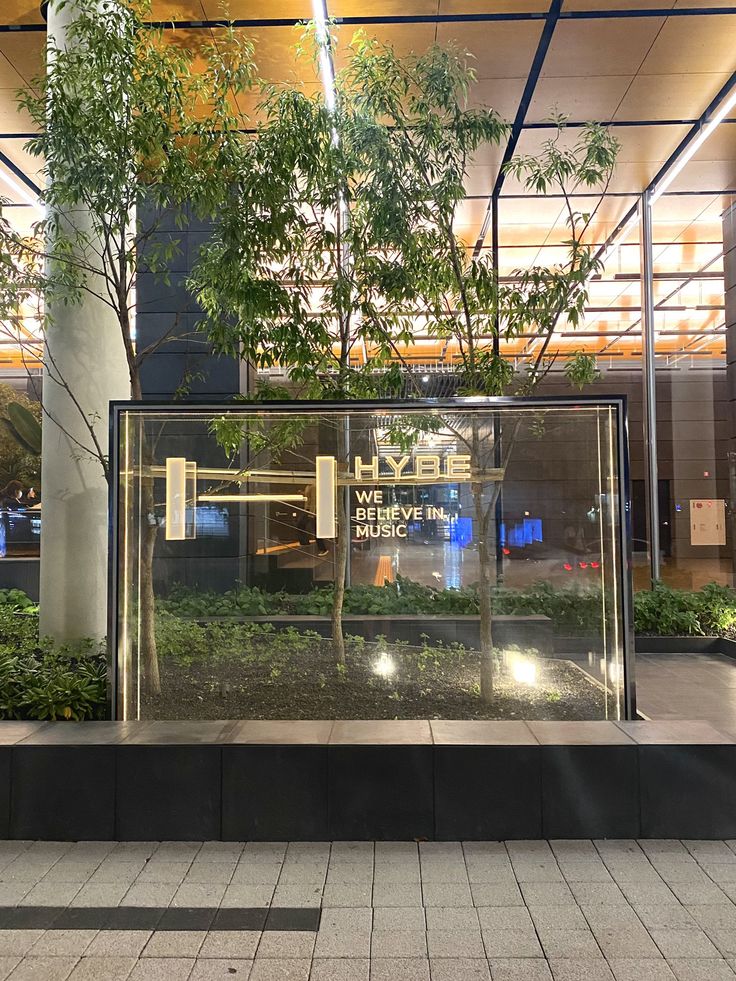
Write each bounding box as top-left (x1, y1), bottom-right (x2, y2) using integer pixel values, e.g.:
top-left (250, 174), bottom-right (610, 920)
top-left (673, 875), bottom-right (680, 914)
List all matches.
top-left (353, 454), bottom-right (471, 481)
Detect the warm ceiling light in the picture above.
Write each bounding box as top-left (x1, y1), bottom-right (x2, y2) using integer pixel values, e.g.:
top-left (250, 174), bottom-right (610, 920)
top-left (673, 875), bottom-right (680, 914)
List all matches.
top-left (312, 0), bottom-right (336, 113)
top-left (0, 166), bottom-right (40, 211)
top-left (650, 86), bottom-right (736, 204)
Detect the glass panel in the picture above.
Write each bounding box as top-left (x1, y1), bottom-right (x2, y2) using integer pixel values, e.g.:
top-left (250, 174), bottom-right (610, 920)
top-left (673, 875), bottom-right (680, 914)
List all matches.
top-left (114, 399), bottom-right (632, 722)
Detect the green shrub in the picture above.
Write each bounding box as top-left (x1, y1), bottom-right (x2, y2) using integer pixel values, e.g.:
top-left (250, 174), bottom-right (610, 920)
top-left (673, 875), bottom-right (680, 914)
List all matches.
top-left (633, 581), bottom-right (736, 637)
top-left (0, 588), bottom-right (38, 614)
top-left (0, 608), bottom-right (106, 720)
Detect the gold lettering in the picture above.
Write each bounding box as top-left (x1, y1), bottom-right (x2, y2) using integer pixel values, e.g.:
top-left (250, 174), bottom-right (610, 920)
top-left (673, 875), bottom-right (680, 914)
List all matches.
top-left (354, 455), bottom-right (379, 480)
top-left (417, 456), bottom-right (440, 479)
top-left (386, 455), bottom-right (410, 479)
top-left (447, 454), bottom-right (471, 480)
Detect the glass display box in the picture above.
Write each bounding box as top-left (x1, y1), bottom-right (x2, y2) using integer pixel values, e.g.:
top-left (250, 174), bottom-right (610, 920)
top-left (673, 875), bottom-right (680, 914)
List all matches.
top-left (110, 397), bottom-right (635, 722)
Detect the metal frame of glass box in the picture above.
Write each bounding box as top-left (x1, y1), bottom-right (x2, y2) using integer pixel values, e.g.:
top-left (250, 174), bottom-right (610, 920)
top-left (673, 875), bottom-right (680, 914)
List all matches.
top-left (108, 395), bottom-right (636, 720)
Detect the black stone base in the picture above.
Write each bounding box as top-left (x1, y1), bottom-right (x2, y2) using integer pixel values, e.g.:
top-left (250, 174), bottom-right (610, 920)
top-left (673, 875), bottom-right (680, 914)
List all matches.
top-left (1, 719), bottom-right (734, 840)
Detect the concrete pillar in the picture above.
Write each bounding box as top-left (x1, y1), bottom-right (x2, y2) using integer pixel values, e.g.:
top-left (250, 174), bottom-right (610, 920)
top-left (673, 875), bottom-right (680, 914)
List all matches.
top-left (39, 0), bottom-right (130, 642)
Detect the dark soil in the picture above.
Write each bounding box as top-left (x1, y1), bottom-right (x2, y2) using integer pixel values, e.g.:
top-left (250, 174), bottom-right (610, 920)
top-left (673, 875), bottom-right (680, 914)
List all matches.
top-left (142, 635), bottom-right (616, 721)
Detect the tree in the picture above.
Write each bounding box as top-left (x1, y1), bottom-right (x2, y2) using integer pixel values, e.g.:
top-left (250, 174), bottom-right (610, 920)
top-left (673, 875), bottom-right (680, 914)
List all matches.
top-left (191, 30), bottom-right (507, 662)
top-left (0, 0), bottom-right (259, 693)
top-left (192, 29), bottom-right (618, 696)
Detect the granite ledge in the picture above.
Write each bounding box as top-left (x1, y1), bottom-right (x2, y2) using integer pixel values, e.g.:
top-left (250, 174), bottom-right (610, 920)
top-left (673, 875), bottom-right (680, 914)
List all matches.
top-left (2, 719), bottom-right (732, 747)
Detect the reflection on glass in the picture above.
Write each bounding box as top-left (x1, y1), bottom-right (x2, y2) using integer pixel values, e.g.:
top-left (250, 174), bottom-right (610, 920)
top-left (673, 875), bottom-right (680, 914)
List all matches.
top-left (113, 399), bottom-right (633, 722)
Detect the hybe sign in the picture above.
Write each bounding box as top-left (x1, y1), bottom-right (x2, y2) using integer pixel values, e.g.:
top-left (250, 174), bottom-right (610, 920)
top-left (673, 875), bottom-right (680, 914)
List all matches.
top-left (351, 453), bottom-right (471, 540)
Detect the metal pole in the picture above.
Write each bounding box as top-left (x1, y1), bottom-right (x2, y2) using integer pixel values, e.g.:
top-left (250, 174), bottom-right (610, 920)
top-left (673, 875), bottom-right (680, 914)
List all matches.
top-left (492, 195), bottom-right (504, 581)
top-left (640, 190), bottom-right (661, 583)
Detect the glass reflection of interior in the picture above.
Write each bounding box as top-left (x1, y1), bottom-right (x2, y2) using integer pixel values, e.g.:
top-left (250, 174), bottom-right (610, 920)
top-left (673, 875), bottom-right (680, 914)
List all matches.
top-left (116, 402), bottom-right (631, 723)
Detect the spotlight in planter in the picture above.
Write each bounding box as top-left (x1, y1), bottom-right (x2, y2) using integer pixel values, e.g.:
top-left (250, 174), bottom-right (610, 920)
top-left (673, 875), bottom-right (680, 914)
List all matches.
top-left (373, 651), bottom-right (396, 679)
top-left (509, 652), bottom-right (537, 686)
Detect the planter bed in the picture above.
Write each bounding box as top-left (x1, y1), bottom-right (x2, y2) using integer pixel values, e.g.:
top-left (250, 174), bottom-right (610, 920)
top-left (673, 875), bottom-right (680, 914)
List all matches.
top-left (148, 634), bottom-right (615, 722)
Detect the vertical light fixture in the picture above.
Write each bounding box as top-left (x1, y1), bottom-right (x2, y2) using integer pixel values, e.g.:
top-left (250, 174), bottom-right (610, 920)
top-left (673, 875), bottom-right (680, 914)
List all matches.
top-left (315, 455), bottom-right (337, 539)
top-left (165, 457), bottom-right (198, 540)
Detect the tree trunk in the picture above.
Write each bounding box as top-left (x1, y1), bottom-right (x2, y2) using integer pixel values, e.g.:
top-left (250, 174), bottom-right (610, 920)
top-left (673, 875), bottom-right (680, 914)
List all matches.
top-left (473, 481), bottom-right (495, 701)
top-left (332, 486), bottom-right (348, 665)
top-left (331, 420), bottom-right (350, 665)
top-left (139, 471), bottom-right (160, 696)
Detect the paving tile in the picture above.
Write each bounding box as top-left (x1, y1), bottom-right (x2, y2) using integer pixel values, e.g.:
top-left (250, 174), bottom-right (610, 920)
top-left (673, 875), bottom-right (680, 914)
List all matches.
top-left (5, 956), bottom-right (79, 981)
top-left (666, 960), bottom-right (736, 981)
top-left (198, 932), bottom-right (260, 959)
top-left (482, 929), bottom-right (543, 959)
top-left (373, 868), bottom-right (421, 886)
top-left (547, 959), bottom-right (614, 981)
top-left (650, 929), bottom-right (722, 960)
top-left (19, 883), bottom-right (81, 907)
top-left (188, 961), bottom-right (252, 980)
top-left (519, 884), bottom-right (575, 907)
top-left (248, 959), bottom-right (310, 981)
top-left (668, 882), bottom-right (730, 906)
top-left (29, 932), bottom-right (98, 957)
top-left (686, 906), bottom-right (736, 931)
top-left (309, 959), bottom-right (370, 981)
top-left (0, 959), bottom-right (19, 981)
top-left (127, 958), bottom-right (195, 981)
top-left (372, 884), bottom-right (422, 908)
top-left (619, 883), bottom-right (678, 906)
top-left (143, 931), bottom-right (206, 958)
top-left (171, 884), bottom-right (225, 908)
top-left (557, 863), bottom-right (612, 883)
top-left (85, 931), bottom-right (151, 958)
top-left (0, 932), bottom-right (45, 956)
top-left (705, 930), bottom-right (736, 958)
top-left (510, 864), bottom-right (564, 884)
top-left (137, 864), bottom-right (194, 885)
top-left (70, 883), bottom-right (128, 907)
top-left (425, 908), bottom-right (479, 932)
top-left (422, 883), bottom-right (473, 907)
top-left (426, 930), bottom-right (485, 959)
top-left (593, 927), bottom-right (662, 959)
top-left (370, 931), bottom-right (427, 958)
top-left (0, 886), bottom-right (33, 906)
top-left (66, 957), bottom-right (137, 981)
top-left (568, 882), bottom-right (628, 906)
top-left (634, 906), bottom-right (697, 930)
top-left (322, 883), bottom-right (372, 908)
top-left (538, 930), bottom-right (601, 959)
top-left (477, 909), bottom-right (535, 933)
top-left (271, 885), bottom-right (323, 909)
top-left (607, 961), bottom-right (677, 981)
top-left (470, 884), bottom-right (524, 907)
top-left (528, 906), bottom-right (588, 932)
top-left (230, 867), bottom-right (281, 887)
top-left (121, 884), bottom-right (178, 908)
top-left (255, 932), bottom-right (315, 959)
top-left (369, 960), bottom-right (430, 981)
top-left (372, 910), bottom-right (425, 932)
top-left (428, 958), bottom-right (490, 980)
top-left (487, 959), bottom-right (553, 980)
top-left (221, 885), bottom-right (275, 909)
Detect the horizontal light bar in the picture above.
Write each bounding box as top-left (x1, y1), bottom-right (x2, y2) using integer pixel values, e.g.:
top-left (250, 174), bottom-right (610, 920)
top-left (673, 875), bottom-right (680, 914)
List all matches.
top-left (198, 494), bottom-right (306, 503)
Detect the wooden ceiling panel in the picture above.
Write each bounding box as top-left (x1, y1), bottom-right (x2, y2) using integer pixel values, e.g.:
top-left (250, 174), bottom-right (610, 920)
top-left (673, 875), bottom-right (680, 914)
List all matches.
top-left (640, 15), bottom-right (736, 75)
top-left (467, 77), bottom-right (526, 122)
top-left (200, 0), bottom-right (310, 15)
top-left (333, 23), bottom-right (437, 65)
top-left (0, 34), bottom-right (45, 88)
top-left (0, 91), bottom-right (35, 134)
top-left (0, 53), bottom-right (28, 91)
top-left (440, 1), bottom-right (549, 11)
top-left (564, 0), bottom-right (674, 8)
top-left (529, 75), bottom-right (633, 123)
top-left (615, 72), bottom-right (731, 121)
top-left (0, 0), bottom-right (43, 25)
top-left (665, 158), bottom-right (736, 192)
top-left (688, 121), bottom-right (736, 163)
top-left (146, 1), bottom-right (207, 17)
top-left (331, 0), bottom-right (437, 13)
top-left (435, 21), bottom-right (542, 79)
top-left (611, 123), bottom-right (687, 162)
top-left (542, 18), bottom-right (664, 78)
